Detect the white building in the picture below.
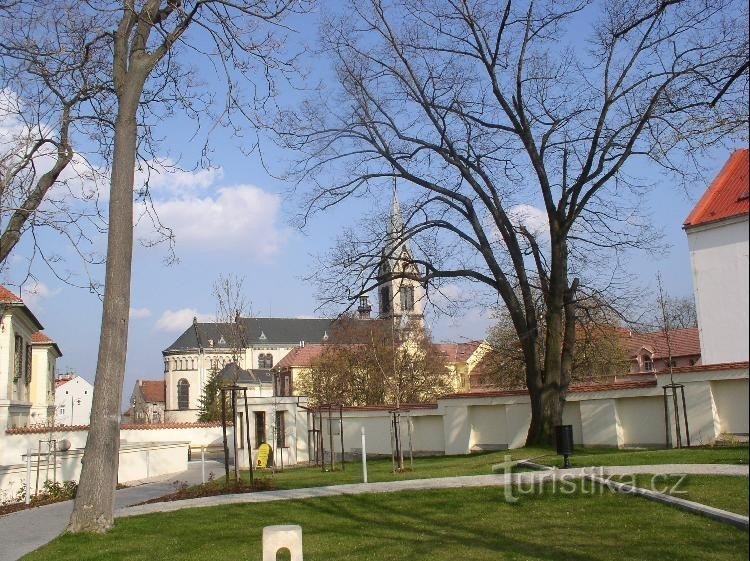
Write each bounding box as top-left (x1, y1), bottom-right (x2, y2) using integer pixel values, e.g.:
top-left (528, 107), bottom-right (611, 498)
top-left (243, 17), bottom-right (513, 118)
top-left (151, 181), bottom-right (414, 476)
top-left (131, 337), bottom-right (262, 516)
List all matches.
top-left (0, 285), bottom-right (61, 431)
top-left (54, 374), bottom-right (93, 426)
top-left (162, 318), bottom-right (334, 422)
top-left (684, 148), bottom-right (749, 365)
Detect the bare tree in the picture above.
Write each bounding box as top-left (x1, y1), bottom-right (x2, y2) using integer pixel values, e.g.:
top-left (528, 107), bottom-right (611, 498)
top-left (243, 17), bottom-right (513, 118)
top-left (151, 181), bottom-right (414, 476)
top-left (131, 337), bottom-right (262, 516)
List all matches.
top-left (296, 315), bottom-right (452, 406)
top-left (60, 0), bottom-right (309, 533)
top-left (0, 4), bottom-right (110, 284)
top-left (280, 0), bottom-right (748, 445)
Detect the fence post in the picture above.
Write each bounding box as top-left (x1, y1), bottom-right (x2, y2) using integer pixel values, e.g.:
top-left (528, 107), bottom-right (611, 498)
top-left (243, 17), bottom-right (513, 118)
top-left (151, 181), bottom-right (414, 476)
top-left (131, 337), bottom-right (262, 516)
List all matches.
top-left (361, 427), bottom-right (368, 484)
top-left (201, 446), bottom-right (206, 484)
top-left (25, 448), bottom-right (32, 505)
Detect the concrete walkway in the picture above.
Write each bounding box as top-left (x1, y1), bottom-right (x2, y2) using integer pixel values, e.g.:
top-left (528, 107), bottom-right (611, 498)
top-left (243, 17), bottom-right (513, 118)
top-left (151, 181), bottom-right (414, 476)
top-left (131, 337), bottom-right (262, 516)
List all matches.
top-left (117, 463), bottom-right (749, 518)
top-left (1, 462), bottom-right (747, 560)
top-left (0, 460), bottom-right (222, 561)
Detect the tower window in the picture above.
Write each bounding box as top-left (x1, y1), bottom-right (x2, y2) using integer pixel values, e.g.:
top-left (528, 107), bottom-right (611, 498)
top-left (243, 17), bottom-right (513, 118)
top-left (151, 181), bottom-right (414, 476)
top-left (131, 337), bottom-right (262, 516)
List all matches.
top-left (177, 379), bottom-right (190, 410)
top-left (380, 286), bottom-right (391, 314)
top-left (401, 286), bottom-right (415, 312)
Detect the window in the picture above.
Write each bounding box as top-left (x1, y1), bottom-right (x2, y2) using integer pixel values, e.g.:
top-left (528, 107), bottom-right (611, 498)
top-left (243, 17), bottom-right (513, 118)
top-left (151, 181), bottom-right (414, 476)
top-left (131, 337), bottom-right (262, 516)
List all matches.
top-left (380, 286), bottom-right (391, 314)
top-left (258, 353), bottom-right (273, 369)
top-left (400, 286), bottom-right (415, 312)
top-left (254, 411), bottom-right (266, 448)
top-left (13, 335), bottom-right (23, 381)
top-left (275, 373), bottom-right (291, 396)
top-left (24, 343), bottom-right (32, 385)
top-left (177, 379), bottom-right (190, 410)
top-left (276, 411), bottom-right (286, 448)
top-left (643, 355), bottom-right (653, 372)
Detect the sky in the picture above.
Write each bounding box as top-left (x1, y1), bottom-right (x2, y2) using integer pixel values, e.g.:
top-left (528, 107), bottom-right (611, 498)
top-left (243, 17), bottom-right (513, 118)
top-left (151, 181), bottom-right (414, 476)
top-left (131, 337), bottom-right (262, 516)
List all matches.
top-left (1, 3), bottom-right (745, 408)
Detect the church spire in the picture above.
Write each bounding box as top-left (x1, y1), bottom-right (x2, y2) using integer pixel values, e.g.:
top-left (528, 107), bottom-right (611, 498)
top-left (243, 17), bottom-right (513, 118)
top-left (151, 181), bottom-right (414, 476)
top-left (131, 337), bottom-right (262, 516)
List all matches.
top-left (377, 185), bottom-right (424, 325)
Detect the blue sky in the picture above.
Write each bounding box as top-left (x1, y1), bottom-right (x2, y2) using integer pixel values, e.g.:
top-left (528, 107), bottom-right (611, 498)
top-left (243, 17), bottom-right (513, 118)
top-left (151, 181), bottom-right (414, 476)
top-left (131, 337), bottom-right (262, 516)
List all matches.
top-left (1, 3), bottom-right (744, 406)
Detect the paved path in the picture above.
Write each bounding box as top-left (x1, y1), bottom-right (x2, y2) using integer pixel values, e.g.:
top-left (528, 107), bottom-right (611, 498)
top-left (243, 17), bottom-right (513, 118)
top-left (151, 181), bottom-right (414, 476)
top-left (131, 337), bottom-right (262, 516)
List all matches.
top-left (117, 463), bottom-right (749, 518)
top-left (0, 460), bottom-right (222, 561)
top-left (1, 462), bottom-right (747, 560)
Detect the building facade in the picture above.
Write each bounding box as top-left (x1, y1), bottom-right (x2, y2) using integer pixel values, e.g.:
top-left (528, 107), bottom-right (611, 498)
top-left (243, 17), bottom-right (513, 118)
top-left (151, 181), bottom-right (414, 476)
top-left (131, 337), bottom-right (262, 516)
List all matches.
top-left (162, 317), bottom-right (334, 422)
top-left (129, 379), bottom-right (166, 424)
top-left (684, 148), bottom-right (749, 365)
top-left (54, 374), bottom-right (93, 426)
top-left (0, 285), bottom-right (61, 431)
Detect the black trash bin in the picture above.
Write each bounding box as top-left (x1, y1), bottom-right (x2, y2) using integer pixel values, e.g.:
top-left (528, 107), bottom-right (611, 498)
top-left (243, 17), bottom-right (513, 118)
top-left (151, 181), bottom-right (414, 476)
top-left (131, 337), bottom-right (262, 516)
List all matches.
top-left (555, 424), bottom-right (574, 468)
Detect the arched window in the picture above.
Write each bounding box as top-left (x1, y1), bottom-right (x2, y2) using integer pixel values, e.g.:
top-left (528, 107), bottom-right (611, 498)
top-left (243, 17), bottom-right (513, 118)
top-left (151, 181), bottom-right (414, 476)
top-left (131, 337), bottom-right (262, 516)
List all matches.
top-left (177, 379), bottom-right (190, 410)
top-left (258, 353), bottom-right (273, 369)
top-left (400, 285), bottom-right (415, 312)
top-left (380, 286), bottom-right (391, 314)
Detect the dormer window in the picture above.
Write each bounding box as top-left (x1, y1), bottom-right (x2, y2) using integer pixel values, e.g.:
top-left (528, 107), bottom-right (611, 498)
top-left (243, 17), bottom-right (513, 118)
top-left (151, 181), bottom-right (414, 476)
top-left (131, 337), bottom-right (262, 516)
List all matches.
top-left (642, 355), bottom-right (653, 372)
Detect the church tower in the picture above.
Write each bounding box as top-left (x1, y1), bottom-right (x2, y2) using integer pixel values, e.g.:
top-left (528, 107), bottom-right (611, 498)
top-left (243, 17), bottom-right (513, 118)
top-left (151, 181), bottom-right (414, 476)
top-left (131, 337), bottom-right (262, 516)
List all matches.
top-left (377, 188), bottom-right (425, 327)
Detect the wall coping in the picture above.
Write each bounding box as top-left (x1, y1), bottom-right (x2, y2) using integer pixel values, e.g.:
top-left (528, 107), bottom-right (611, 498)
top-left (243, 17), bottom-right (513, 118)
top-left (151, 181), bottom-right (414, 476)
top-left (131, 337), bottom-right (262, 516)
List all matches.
top-left (5, 421), bottom-right (229, 435)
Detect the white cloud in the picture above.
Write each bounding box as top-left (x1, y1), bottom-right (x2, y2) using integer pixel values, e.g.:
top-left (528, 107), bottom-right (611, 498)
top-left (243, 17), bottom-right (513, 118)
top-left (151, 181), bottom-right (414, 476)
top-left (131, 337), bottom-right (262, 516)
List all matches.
top-left (136, 161), bottom-right (224, 198)
top-left (138, 184), bottom-right (286, 259)
top-left (508, 204), bottom-right (549, 240)
top-left (156, 308), bottom-right (211, 332)
top-left (21, 281), bottom-right (57, 310)
top-left (129, 307), bottom-right (152, 320)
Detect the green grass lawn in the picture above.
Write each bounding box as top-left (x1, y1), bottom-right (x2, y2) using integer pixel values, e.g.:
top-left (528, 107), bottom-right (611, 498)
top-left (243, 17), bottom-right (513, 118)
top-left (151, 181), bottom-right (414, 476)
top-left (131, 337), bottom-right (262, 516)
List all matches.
top-left (532, 444), bottom-right (749, 469)
top-left (24, 484), bottom-right (748, 561)
top-left (611, 474), bottom-right (749, 516)
top-left (207, 445), bottom-right (748, 492)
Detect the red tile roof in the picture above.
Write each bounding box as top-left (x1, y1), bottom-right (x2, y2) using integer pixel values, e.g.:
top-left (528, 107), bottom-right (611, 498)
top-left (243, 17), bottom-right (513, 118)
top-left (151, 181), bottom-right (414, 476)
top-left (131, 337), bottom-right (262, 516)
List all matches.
top-left (54, 374), bottom-right (76, 389)
top-left (684, 149), bottom-right (749, 228)
top-left (0, 284), bottom-right (23, 304)
top-left (435, 341), bottom-right (482, 362)
top-left (623, 327), bottom-right (701, 359)
top-left (31, 331), bottom-right (53, 343)
top-left (275, 343), bottom-right (327, 369)
top-left (138, 380), bottom-right (166, 403)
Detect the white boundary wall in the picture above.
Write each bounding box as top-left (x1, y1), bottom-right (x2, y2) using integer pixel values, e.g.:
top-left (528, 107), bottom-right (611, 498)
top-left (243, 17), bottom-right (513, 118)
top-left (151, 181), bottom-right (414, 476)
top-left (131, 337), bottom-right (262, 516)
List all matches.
top-left (0, 441), bottom-right (188, 501)
top-left (1, 364), bottom-right (746, 498)
top-left (336, 365), bottom-right (748, 456)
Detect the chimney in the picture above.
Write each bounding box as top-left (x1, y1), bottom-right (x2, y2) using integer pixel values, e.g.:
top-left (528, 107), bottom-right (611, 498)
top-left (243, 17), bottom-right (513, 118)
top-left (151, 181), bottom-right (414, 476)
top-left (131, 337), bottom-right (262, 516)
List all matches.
top-left (299, 340), bottom-right (305, 348)
top-left (358, 295), bottom-right (372, 319)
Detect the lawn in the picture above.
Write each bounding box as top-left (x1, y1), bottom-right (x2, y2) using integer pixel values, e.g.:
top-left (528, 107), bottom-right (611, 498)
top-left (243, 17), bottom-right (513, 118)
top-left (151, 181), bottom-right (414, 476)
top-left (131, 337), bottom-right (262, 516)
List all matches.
top-left (199, 445), bottom-right (748, 492)
top-left (534, 445), bottom-right (749, 469)
top-left (24, 484), bottom-right (748, 561)
top-left (611, 474), bottom-right (749, 516)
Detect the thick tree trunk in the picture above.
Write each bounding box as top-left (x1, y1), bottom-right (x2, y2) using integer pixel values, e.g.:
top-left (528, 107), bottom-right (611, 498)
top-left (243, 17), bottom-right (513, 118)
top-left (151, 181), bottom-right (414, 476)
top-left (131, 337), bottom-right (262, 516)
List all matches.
top-left (526, 384), bottom-right (565, 446)
top-left (68, 88), bottom-right (142, 533)
top-left (524, 232), bottom-right (574, 446)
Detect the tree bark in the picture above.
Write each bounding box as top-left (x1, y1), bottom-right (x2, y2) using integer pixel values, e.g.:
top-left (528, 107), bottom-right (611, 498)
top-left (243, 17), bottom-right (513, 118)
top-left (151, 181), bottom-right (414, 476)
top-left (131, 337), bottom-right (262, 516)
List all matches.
top-left (68, 83), bottom-right (144, 533)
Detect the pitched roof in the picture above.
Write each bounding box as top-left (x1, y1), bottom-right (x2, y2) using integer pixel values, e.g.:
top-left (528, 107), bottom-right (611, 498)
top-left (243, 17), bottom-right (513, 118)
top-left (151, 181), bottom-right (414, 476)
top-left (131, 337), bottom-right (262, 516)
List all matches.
top-left (31, 331), bottom-right (63, 357)
top-left (435, 341), bottom-right (482, 363)
top-left (0, 284), bottom-right (44, 330)
top-left (164, 317), bottom-right (335, 352)
top-left (275, 343), bottom-right (326, 369)
top-left (138, 380), bottom-right (166, 403)
top-left (0, 285), bottom-right (23, 304)
top-left (684, 149), bottom-right (750, 228)
top-left (55, 374), bottom-right (76, 389)
top-left (622, 327), bottom-right (701, 359)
